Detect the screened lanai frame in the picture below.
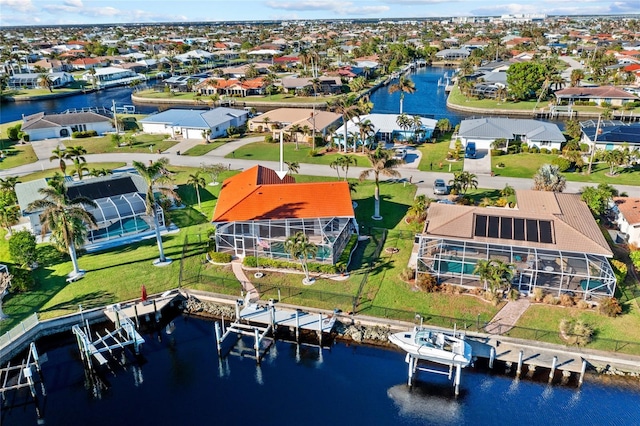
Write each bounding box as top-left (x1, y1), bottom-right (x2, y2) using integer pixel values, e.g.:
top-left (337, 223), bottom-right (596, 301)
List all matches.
top-left (416, 237), bottom-right (616, 300)
top-left (214, 216), bottom-right (355, 264)
top-left (84, 193), bottom-right (155, 243)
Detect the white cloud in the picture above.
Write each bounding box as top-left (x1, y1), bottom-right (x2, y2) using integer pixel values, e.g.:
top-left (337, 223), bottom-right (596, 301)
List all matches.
top-left (0, 0), bottom-right (36, 13)
top-left (266, 1), bottom-right (389, 15)
top-left (63, 0), bottom-right (83, 7)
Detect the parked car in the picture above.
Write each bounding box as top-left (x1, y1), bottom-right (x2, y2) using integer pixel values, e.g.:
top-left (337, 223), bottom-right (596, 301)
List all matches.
top-left (465, 142), bottom-right (476, 159)
top-left (433, 179), bottom-right (449, 195)
top-left (393, 147), bottom-right (407, 160)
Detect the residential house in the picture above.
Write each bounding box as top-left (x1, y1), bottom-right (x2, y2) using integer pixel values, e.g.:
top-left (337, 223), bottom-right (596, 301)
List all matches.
top-left (14, 172), bottom-right (167, 251)
top-left (211, 165), bottom-right (356, 264)
top-left (280, 77), bottom-right (342, 95)
top-left (456, 118), bottom-right (566, 151)
top-left (435, 48), bottom-right (471, 61)
top-left (81, 66), bottom-right (146, 89)
top-left (579, 120), bottom-right (640, 151)
top-left (554, 86), bottom-right (638, 107)
top-left (333, 113), bottom-right (437, 147)
top-left (197, 77), bottom-right (265, 97)
top-left (417, 190), bottom-right (616, 299)
top-left (139, 107), bottom-right (249, 139)
top-left (21, 111), bottom-right (114, 141)
top-left (8, 72), bottom-right (74, 90)
top-left (611, 197), bottom-right (640, 246)
top-left (248, 108), bottom-right (341, 140)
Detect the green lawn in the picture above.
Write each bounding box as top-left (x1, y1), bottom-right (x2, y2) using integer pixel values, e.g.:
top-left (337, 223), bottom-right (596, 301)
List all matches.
top-left (416, 136), bottom-right (464, 173)
top-left (492, 153), bottom-right (640, 185)
top-left (182, 141), bottom-right (227, 156)
top-left (231, 141), bottom-right (374, 168)
top-left (63, 133), bottom-right (177, 154)
top-left (14, 162), bottom-right (127, 182)
top-left (1, 120), bottom-right (38, 169)
top-left (510, 302), bottom-right (640, 355)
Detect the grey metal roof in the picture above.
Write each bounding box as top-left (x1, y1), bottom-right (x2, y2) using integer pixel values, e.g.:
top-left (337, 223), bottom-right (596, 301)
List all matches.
top-left (22, 111), bottom-right (111, 130)
top-left (458, 118), bottom-right (565, 142)
top-left (140, 107), bottom-right (248, 129)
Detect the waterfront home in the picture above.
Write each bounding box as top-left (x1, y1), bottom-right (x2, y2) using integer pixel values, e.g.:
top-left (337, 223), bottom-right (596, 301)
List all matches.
top-left (197, 77), bottom-right (265, 97)
top-left (280, 77), bottom-right (342, 95)
top-left (456, 118), bottom-right (566, 151)
top-left (611, 197), bottom-right (640, 246)
top-left (417, 190), bottom-right (616, 300)
top-left (139, 107), bottom-right (248, 139)
top-left (554, 86), bottom-right (638, 107)
top-left (211, 165), bottom-right (356, 264)
top-left (81, 66), bottom-right (146, 89)
top-left (435, 48), bottom-right (471, 61)
top-left (14, 173), bottom-right (164, 249)
top-left (332, 113), bottom-right (436, 147)
top-left (7, 72), bottom-right (74, 90)
top-left (579, 120), bottom-right (640, 151)
top-left (248, 108), bottom-right (341, 140)
top-left (21, 111), bottom-right (114, 141)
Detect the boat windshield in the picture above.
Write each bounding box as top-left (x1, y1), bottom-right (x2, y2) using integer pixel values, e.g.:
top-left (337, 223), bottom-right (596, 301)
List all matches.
top-left (415, 330), bottom-right (435, 347)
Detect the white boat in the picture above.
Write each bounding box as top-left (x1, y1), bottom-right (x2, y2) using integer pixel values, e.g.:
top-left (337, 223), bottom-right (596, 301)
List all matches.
top-left (389, 327), bottom-right (472, 367)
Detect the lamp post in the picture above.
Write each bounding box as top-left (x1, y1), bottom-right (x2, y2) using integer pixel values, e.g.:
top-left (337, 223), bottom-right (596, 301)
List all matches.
top-left (587, 115), bottom-right (602, 175)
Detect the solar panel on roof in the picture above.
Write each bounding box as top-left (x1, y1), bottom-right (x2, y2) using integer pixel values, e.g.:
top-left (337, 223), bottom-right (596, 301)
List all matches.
top-left (500, 217), bottom-right (513, 239)
top-left (474, 215), bottom-right (487, 237)
top-left (526, 219), bottom-right (539, 242)
top-left (539, 220), bottom-right (553, 243)
top-left (514, 218), bottom-right (525, 240)
top-left (488, 216), bottom-right (499, 238)
top-left (67, 176), bottom-right (138, 200)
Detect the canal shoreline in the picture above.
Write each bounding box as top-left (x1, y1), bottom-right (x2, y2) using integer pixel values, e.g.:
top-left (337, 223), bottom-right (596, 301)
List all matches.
top-left (181, 289), bottom-right (640, 380)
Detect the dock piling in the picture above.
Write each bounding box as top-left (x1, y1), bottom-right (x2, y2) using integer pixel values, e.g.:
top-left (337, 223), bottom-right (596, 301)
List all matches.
top-left (549, 356), bottom-right (558, 382)
top-left (516, 350), bottom-right (524, 378)
top-left (254, 328), bottom-right (260, 362)
top-left (215, 322), bottom-right (222, 355)
top-left (579, 359), bottom-right (587, 387)
top-left (454, 365), bottom-right (461, 397)
top-left (295, 309), bottom-right (300, 342)
top-left (489, 347), bottom-right (496, 369)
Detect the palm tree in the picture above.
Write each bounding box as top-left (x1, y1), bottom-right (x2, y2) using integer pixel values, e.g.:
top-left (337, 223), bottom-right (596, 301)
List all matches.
top-left (0, 205), bottom-right (20, 236)
top-left (412, 115), bottom-right (423, 142)
top-left (407, 194), bottom-right (429, 223)
top-left (289, 123), bottom-right (302, 150)
top-left (532, 164), bottom-right (566, 192)
top-left (26, 175), bottom-right (97, 277)
top-left (66, 145), bottom-right (88, 180)
top-left (449, 171), bottom-right (478, 195)
top-left (330, 95), bottom-right (361, 153)
top-left (396, 113), bottom-right (412, 141)
top-left (329, 158), bottom-right (342, 180)
top-left (388, 75), bottom-right (416, 114)
top-left (88, 67), bottom-right (97, 89)
top-left (284, 231), bottom-right (318, 284)
top-left (0, 176), bottom-right (20, 200)
top-left (602, 149), bottom-right (625, 176)
top-left (38, 72), bottom-right (54, 92)
top-left (187, 171), bottom-right (206, 209)
top-left (359, 147), bottom-right (402, 220)
top-left (49, 146), bottom-right (68, 175)
top-left (285, 161), bottom-right (300, 176)
top-left (356, 119), bottom-right (375, 152)
top-left (132, 158), bottom-right (180, 265)
top-left (570, 69), bottom-right (585, 87)
top-left (473, 259), bottom-right (514, 293)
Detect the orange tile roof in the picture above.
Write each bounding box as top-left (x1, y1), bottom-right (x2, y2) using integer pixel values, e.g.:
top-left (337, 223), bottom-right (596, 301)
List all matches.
top-left (212, 165), bottom-right (354, 223)
top-left (614, 197), bottom-right (640, 225)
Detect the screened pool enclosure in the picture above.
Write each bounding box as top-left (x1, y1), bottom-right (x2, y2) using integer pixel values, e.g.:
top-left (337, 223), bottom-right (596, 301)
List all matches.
top-left (214, 216), bottom-right (355, 264)
top-left (416, 238), bottom-right (617, 300)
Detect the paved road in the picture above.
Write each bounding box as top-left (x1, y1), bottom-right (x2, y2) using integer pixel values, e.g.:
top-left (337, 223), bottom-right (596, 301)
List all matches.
top-left (2, 137), bottom-right (640, 198)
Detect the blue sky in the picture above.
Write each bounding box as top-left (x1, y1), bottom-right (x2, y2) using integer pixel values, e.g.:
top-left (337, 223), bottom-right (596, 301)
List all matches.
top-left (0, 0), bottom-right (638, 27)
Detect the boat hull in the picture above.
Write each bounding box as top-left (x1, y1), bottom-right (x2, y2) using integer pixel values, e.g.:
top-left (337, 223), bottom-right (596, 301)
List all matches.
top-left (389, 329), bottom-right (472, 367)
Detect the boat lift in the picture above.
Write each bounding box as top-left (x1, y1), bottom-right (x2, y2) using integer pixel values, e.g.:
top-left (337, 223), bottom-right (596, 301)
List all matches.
top-left (72, 305), bottom-right (145, 371)
top-left (0, 342), bottom-right (46, 420)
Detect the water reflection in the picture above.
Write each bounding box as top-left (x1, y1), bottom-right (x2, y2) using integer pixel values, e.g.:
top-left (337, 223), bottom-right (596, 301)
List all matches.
top-left (387, 383), bottom-right (462, 424)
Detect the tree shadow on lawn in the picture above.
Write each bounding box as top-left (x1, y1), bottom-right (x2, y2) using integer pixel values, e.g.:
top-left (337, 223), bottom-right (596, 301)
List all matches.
top-left (355, 196), bottom-right (408, 229)
top-left (39, 290), bottom-right (114, 312)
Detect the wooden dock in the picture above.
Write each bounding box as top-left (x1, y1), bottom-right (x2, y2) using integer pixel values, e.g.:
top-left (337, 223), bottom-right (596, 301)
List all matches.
top-left (240, 302), bottom-right (337, 333)
top-left (103, 290), bottom-right (180, 324)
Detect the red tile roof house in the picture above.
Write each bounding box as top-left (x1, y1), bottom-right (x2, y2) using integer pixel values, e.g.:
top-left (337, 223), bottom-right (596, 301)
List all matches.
top-left (417, 190), bottom-right (616, 300)
top-left (211, 165), bottom-right (356, 265)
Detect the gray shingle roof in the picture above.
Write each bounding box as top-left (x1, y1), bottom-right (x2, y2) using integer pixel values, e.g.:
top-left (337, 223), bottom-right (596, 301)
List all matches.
top-left (140, 108), bottom-right (248, 129)
top-left (22, 111), bottom-right (111, 130)
top-left (458, 118), bottom-right (565, 143)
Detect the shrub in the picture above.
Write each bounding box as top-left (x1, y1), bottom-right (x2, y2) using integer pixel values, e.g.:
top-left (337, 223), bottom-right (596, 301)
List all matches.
top-left (540, 148), bottom-right (550, 154)
top-left (9, 230), bottom-right (37, 268)
top-left (521, 144), bottom-right (529, 153)
top-left (416, 273), bottom-right (438, 292)
top-left (496, 162), bottom-right (505, 168)
top-left (507, 288), bottom-right (519, 301)
top-left (560, 318), bottom-right (593, 346)
top-left (533, 287), bottom-right (544, 302)
top-left (483, 290), bottom-right (500, 305)
top-left (7, 124), bottom-right (22, 141)
top-left (559, 294), bottom-right (574, 307)
top-left (491, 149), bottom-right (503, 156)
top-left (610, 259), bottom-right (627, 285)
top-left (7, 266), bottom-right (34, 293)
top-left (629, 250), bottom-right (640, 271)
top-left (543, 293), bottom-right (558, 305)
top-left (551, 157), bottom-right (571, 172)
top-left (264, 135), bottom-right (275, 143)
top-left (598, 297), bottom-right (622, 317)
top-left (72, 130), bottom-right (98, 138)
top-left (529, 146), bottom-right (540, 154)
top-left (494, 197), bottom-right (508, 207)
top-left (551, 148), bottom-right (559, 155)
top-left (207, 251), bottom-right (232, 263)
top-left (399, 267), bottom-right (414, 282)
top-left (308, 149), bottom-right (320, 157)
top-left (576, 300), bottom-right (590, 310)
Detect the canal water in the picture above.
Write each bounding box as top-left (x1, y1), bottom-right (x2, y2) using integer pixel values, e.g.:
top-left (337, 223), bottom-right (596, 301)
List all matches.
top-left (1, 67), bottom-right (463, 125)
top-left (3, 315), bottom-right (640, 426)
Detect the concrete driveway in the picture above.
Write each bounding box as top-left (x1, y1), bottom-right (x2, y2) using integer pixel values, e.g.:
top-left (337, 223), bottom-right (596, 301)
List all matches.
top-left (463, 149), bottom-right (492, 175)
